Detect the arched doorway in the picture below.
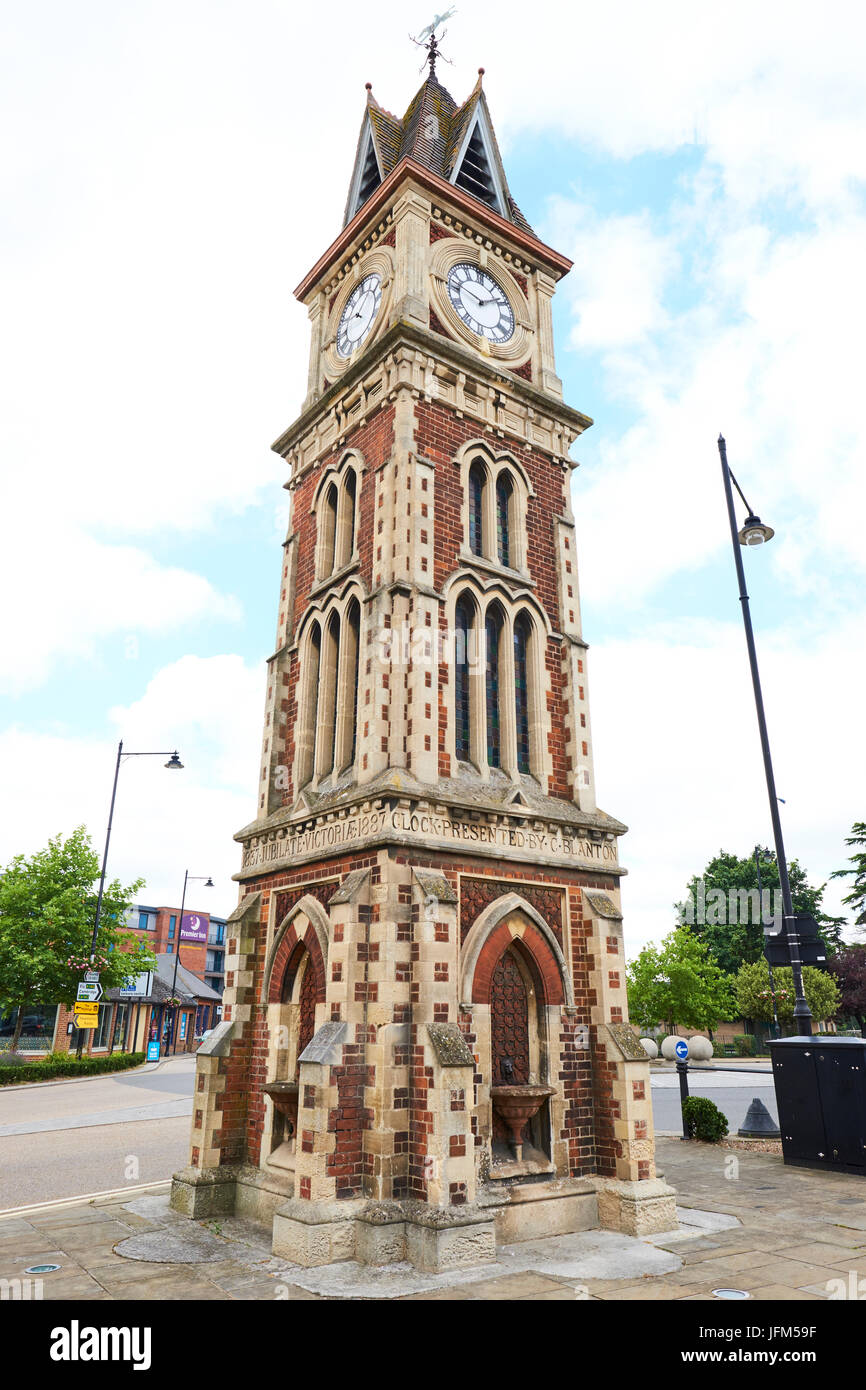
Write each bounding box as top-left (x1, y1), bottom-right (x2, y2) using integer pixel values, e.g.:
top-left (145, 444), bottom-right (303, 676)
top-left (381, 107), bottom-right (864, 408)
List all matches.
top-left (488, 935), bottom-right (550, 1162)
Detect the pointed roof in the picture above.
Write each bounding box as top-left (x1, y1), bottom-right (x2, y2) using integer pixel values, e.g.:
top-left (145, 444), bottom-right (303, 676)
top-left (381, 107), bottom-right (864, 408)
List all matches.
top-left (344, 70), bottom-right (534, 234)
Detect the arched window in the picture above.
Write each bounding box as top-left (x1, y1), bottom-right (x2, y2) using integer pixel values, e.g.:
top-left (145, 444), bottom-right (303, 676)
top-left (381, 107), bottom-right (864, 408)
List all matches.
top-left (298, 622), bottom-right (322, 789)
top-left (485, 606), bottom-right (503, 768)
top-left (336, 467), bottom-right (357, 570)
top-left (513, 612), bottom-right (531, 774)
top-left (469, 461), bottom-right (486, 557)
top-left (315, 612), bottom-right (340, 780)
top-left (455, 593), bottom-right (474, 762)
top-left (337, 599), bottom-right (361, 772)
top-left (321, 483), bottom-right (338, 578)
top-left (496, 473), bottom-right (513, 567)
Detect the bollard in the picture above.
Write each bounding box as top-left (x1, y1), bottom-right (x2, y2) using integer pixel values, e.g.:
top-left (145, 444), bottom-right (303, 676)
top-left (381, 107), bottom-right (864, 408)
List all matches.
top-left (677, 1058), bottom-right (690, 1139)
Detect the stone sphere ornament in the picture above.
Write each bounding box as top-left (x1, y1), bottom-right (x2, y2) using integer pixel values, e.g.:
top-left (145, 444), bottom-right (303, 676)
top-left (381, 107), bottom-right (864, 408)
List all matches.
top-left (661, 1035), bottom-right (686, 1060)
top-left (688, 1035), bottom-right (713, 1062)
top-left (639, 1038), bottom-right (659, 1059)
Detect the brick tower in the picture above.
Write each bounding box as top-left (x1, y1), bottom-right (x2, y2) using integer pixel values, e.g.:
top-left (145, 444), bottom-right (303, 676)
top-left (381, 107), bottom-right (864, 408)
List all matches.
top-left (171, 56), bottom-right (676, 1268)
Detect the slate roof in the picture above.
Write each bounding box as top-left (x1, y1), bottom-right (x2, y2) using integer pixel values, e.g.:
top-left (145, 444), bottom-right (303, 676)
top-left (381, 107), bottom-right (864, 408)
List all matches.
top-left (350, 72), bottom-right (534, 235)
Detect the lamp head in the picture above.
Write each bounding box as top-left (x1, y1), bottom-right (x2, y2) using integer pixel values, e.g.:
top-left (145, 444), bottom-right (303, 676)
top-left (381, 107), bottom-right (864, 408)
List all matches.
top-left (204, 877), bottom-right (214, 888)
top-left (164, 752), bottom-right (184, 770)
top-left (738, 514), bottom-right (774, 547)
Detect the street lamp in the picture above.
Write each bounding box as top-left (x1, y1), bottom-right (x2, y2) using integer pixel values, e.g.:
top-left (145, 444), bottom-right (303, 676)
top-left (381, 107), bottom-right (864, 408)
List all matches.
top-left (754, 845), bottom-right (781, 1040)
top-left (168, 870), bottom-right (214, 1054)
top-left (80, 740), bottom-right (183, 1057)
top-left (717, 434), bottom-right (811, 1036)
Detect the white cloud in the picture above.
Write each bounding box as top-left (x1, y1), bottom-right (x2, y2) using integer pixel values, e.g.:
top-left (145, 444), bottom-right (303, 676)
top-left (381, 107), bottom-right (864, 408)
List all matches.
top-left (546, 202), bottom-right (678, 350)
top-left (0, 530), bottom-right (241, 696)
top-left (557, 201), bottom-right (866, 606)
top-left (0, 655), bottom-right (264, 916)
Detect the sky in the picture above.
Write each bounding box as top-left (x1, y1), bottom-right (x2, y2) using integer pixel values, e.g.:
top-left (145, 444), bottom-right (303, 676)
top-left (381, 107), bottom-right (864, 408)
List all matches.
top-left (1, 1), bottom-right (864, 954)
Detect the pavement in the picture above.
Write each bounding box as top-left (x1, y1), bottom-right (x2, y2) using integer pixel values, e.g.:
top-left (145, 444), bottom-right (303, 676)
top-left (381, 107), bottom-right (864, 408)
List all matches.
top-left (4, 1138), bottom-right (866, 1301)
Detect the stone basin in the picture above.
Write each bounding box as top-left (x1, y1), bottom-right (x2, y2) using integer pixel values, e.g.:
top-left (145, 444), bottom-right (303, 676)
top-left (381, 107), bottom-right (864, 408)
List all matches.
top-left (490, 1084), bottom-right (556, 1160)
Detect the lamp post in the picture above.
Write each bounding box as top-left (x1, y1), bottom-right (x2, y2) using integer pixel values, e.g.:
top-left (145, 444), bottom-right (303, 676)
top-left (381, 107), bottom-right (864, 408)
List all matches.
top-left (80, 741), bottom-right (183, 1057)
top-left (755, 845), bottom-right (781, 1040)
top-left (169, 870), bottom-right (213, 1054)
top-left (717, 435), bottom-right (811, 1036)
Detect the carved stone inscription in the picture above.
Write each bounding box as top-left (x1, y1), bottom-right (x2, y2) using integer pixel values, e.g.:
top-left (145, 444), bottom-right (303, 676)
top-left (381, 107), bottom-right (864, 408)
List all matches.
top-left (240, 804), bottom-right (619, 872)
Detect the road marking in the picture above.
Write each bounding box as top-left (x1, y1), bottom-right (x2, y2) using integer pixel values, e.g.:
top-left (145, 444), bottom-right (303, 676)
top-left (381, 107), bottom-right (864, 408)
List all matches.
top-left (0, 1179), bottom-right (171, 1219)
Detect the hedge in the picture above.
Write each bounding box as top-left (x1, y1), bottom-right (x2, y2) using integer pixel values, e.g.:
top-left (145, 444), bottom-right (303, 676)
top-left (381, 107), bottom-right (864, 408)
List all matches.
top-left (0, 1051), bottom-right (146, 1086)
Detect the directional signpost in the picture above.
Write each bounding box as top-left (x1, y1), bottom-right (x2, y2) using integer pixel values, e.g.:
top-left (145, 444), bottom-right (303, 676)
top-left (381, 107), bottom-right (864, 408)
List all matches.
top-left (76, 982), bottom-right (103, 1003)
top-left (73, 1001), bottom-right (99, 1030)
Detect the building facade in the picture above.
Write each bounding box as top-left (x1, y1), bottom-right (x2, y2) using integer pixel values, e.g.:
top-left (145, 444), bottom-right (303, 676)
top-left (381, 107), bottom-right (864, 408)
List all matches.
top-left (124, 902), bottom-right (228, 1001)
top-left (171, 60), bottom-right (675, 1268)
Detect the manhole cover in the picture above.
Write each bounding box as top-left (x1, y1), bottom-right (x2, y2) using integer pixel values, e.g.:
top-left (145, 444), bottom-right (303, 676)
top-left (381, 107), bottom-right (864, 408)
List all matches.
top-left (712, 1288), bottom-right (750, 1300)
top-left (25, 1264), bottom-right (60, 1274)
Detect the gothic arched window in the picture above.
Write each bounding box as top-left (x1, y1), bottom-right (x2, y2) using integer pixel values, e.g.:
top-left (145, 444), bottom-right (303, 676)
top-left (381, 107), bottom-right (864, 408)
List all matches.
top-left (514, 612), bottom-right (532, 774)
top-left (469, 461), bottom-right (486, 557)
top-left (321, 483), bottom-right (338, 578)
top-left (342, 599), bottom-right (361, 770)
top-left (336, 467), bottom-right (357, 570)
top-left (455, 593), bottom-right (474, 762)
top-left (298, 621), bottom-right (322, 789)
top-left (315, 611), bottom-right (340, 779)
top-left (496, 473), bottom-right (513, 567)
top-left (485, 605), bottom-right (503, 767)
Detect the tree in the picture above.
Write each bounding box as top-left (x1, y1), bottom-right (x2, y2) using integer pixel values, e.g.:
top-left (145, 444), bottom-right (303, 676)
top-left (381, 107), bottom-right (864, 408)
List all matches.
top-left (676, 848), bottom-right (846, 976)
top-left (827, 946), bottom-right (866, 1035)
top-left (627, 927), bottom-right (736, 1034)
top-left (830, 823), bottom-right (866, 932)
top-left (0, 827), bottom-right (152, 1049)
top-left (734, 958), bottom-right (841, 1027)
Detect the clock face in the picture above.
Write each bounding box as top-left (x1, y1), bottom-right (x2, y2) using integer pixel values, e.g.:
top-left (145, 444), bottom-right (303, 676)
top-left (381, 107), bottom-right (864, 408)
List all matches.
top-left (446, 263), bottom-right (515, 343)
top-left (337, 273), bottom-right (382, 357)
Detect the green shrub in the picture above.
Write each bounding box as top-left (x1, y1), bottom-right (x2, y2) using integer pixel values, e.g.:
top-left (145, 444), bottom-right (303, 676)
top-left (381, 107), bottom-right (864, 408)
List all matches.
top-left (711, 1039), bottom-right (727, 1058)
top-left (733, 1034), bottom-right (756, 1057)
top-left (682, 1095), bottom-right (729, 1143)
top-left (0, 1051), bottom-right (146, 1086)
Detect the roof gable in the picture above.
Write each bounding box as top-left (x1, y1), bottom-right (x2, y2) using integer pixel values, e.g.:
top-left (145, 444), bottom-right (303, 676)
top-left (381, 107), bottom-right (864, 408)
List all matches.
top-left (342, 72), bottom-right (534, 235)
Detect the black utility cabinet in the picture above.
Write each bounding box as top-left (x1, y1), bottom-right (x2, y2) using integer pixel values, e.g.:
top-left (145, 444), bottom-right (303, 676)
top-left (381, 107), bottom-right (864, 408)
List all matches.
top-left (769, 1036), bottom-right (866, 1175)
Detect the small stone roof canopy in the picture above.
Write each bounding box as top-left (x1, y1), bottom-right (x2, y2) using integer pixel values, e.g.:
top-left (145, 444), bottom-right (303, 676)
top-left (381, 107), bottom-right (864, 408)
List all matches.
top-left (345, 70), bottom-right (533, 234)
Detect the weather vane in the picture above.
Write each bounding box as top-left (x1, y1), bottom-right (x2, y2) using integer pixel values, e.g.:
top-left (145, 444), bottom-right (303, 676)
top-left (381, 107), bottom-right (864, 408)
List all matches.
top-left (410, 8), bottom-right (457, 76)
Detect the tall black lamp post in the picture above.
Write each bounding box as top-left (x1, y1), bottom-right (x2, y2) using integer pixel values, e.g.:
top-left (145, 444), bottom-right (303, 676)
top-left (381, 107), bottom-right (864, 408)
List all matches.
top-left (169, 870), bottom-right (214, 1054)
top-left (754, 845), bottom-right (781, 1039)
top-left (81, 741), bottom-right (183, 1057)
top-left (717, 435), bottom-right (811, 1036)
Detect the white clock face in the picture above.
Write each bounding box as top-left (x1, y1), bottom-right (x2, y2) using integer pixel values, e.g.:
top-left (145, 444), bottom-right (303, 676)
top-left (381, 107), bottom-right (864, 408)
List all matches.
top-left (446, 263), bottom-right (515, 343)
top-left (337, 273), bottom-right (382, 357)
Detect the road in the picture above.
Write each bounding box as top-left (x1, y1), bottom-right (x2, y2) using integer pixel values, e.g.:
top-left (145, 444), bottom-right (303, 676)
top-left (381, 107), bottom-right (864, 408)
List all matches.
top-left (0, 1055), bottom-right (195, 1209)
top-left (651, 1065), bottom-right (778, 1134)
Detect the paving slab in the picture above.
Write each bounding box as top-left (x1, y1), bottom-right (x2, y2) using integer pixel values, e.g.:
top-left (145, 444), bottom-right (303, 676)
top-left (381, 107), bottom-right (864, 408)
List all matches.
top-left (3, 1136), bottom-right (866, 1300)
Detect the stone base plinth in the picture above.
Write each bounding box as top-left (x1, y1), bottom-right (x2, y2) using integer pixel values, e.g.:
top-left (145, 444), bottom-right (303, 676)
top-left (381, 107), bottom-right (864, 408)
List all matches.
top-left (271, 1197), bottom-right (365, 1266)
top-left (270, 1196), bottom-right (497, 1272)
top-left (479, 1176), bottom-right (598, 1245)
top-left (170, 1165), bottom-right (240, 1219)
top-left (595, 1177), bottom-right (678, 1237)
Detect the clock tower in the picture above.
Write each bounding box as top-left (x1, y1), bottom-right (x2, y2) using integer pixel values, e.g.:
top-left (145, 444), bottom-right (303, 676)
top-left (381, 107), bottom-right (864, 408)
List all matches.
top-left (171, 57), bottom-right (676, 1269)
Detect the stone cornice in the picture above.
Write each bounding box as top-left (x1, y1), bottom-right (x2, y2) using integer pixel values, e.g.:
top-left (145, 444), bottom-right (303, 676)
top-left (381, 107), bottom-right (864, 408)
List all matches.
top-left (272, 319), bottom-right (592, 481)
top-left (233, 777), bottom-right (626, 883)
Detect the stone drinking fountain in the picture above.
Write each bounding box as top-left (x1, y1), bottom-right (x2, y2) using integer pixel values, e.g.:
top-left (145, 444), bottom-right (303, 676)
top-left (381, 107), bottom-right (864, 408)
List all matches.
top-left (489, 1058), bottom-right (555, 1162)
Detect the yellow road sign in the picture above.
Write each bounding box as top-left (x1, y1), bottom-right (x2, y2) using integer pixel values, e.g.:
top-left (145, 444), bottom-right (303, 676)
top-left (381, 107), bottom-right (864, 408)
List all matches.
top-left (73, 1002), bottom-right (99, 1018)
top-left (73, 1015), bottom-right (97, 1028)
